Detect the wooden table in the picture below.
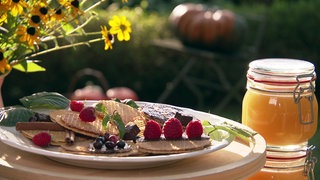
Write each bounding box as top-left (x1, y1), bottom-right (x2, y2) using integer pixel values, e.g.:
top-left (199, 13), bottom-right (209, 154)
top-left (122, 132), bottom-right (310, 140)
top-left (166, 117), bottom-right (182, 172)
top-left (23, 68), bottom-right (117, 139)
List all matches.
top-left (0, 134), bottom-right (266, 180)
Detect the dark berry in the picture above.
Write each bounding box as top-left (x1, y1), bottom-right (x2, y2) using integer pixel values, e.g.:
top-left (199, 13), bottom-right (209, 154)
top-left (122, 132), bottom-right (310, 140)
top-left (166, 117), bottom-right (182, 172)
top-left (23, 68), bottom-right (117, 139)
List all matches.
top-left (93, 140), bottom-right (103, 149)
top-left (105, 141), bottom-right (116, 149)
top-left (104, 133), bottom-right (110, 140)
top-left (116, 140), bottom-right (126, 149)
top-left (108, 135), bottom-right (118, 144)
top-left (96, 136), bottom-right (106, 144)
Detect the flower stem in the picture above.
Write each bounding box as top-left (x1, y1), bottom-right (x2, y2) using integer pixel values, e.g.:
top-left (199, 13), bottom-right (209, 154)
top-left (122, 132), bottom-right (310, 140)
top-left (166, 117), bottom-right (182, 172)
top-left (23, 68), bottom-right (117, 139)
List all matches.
top-left (11, 38), bottom-right (104, 66)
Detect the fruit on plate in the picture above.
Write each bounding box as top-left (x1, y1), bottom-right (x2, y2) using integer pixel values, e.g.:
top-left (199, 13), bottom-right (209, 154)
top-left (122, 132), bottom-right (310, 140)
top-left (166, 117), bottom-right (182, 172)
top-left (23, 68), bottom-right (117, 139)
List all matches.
top-left (79, 106), bottom-right (96, 122)
top-left (32, 132), bottom-right (52, 147)
top-left (163, 118), bottom-right (183, 139)
top-left (186, 119), bottom-right (203, 139)
top-left (143, 120), bottom-right (162, 140)
top-left (70, 100), bottom-right (84, 112)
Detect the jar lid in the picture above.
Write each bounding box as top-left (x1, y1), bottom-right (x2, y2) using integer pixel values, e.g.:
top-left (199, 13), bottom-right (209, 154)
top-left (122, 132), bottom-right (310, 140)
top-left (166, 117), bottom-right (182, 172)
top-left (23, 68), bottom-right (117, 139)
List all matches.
top-left (248, 58), bottom-right (316, 84)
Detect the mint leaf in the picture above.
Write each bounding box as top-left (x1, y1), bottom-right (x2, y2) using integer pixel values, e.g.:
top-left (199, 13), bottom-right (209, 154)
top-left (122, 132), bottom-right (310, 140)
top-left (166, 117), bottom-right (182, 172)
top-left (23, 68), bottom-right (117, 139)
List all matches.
top-left (102, 114), bottom-right (111, 130)
top-left (0, 106), bottom-right (34, 126)
top-left (122, 99), bottom-right (139, 109)
top-left (112, 111), bottom-right (126, 139)
top-left (95, 102), bottom-right (108, 114)
top-left (19, 92), bottom-right (70, 109)
top-left (202, 120), bottom-right (256, 143)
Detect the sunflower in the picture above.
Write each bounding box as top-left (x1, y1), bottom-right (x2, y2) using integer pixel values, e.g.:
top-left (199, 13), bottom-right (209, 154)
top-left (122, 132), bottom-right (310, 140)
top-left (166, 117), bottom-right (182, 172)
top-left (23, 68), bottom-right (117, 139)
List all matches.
top-left (109, 15), bottom-right (132, 41)
top-left (7, 0), bottom-right (29, 17)
top-left (16, 26), bottom-right (39, 46)
top-left (101, 26), bottom-right (114, 50)
top-left (0, 50), bottom-right (12, 74)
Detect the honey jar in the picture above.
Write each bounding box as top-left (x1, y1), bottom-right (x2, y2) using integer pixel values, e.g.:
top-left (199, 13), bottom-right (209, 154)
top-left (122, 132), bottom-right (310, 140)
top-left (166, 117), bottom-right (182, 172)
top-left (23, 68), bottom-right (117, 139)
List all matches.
top-left (242, 58), bottom-right (318, 158)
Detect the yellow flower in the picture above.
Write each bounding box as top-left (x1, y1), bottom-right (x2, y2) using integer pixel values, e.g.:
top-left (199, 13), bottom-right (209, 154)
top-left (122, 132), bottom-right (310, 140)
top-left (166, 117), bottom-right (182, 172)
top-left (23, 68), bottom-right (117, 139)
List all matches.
top-left (62, 0), bottom-right (83, 20)
top-left (30, 2), bottom-right (50, 25)
top-left (0, 13), bottom-right (8, 26)
top-left (109, 15), bottom-right (132, 41)
top-left (50, 8), bottom-right (66, 23)
top-left (0, 50), bottom-right (12, 74)
top-left (16, 26), bottom-right (39, 46)
top-left (7, 0), bottom-right (29, 17)
top-left (101, 26), bottom-right (114, 50)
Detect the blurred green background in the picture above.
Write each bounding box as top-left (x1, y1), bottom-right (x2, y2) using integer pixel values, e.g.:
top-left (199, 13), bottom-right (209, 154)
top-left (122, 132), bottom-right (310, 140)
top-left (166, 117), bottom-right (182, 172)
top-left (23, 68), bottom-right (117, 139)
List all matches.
top-left (2, 0), bottom-right (319, 178)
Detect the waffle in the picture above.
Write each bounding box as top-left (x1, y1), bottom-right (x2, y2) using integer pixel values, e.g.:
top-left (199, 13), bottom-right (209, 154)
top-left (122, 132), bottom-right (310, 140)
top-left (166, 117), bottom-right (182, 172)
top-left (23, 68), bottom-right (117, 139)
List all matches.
top-left (137, 138), bottom-right (212, 154)
top-left (50, 110), bottom-right (106, 137)
top-left (50, 100), bottom-right (146, 138)
top-left (60, 140), bottom-right (140, 157)
top-left (21, 130), bottom-right (66, 146)
top-left (98, 100), bottom-right (146, 125)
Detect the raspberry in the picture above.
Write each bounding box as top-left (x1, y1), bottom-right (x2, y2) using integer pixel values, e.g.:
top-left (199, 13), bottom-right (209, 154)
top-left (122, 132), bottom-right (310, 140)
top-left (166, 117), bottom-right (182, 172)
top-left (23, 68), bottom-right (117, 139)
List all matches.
top-left (186, 119), bottom-right (203, 139)
top-left (70, 100), bottom-right (84, 112)
top-left (79, 106), bottom-right (96, 122)
top-left (163, 118), bottom-right (183, 139)
top-left (143, 120), bottom-right (162, 140)
top-left (32, 132), bottom-right (51, 147)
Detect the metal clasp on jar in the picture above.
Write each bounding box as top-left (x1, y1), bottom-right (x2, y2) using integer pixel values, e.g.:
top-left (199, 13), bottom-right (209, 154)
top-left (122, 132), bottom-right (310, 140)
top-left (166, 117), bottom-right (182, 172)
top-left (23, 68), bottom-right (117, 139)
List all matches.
top-left (293, 73), bottom-right (316, 125)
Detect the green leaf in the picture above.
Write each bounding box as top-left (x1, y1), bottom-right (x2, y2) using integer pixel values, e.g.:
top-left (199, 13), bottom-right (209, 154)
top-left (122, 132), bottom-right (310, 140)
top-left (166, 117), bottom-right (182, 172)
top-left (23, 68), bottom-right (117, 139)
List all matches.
top-left (122, 99), bottom-right (139, 109)
top-left (202, 120), bottom-right (257, 143)
top-left (95, 102), bottom-right (108, 114)
top-left (112, 111), bottom-right (126, 139)
top-left (19, 92), bottom-right (70, 109)
top-left (0, 106), bottom-right (34, 126)
top-left (102, 114), bottom-right (111, 131)
top-left (12, 61), bottom-right (46, 73)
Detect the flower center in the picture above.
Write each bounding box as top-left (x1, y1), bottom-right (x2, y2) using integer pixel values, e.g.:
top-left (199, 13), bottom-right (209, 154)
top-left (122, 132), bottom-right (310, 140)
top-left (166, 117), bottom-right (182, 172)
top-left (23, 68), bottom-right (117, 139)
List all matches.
top-left (27, 27), bottom-right (36, 35)
top-left (12, 0), bottom-right (20, 3)
top-left (71, 0), bottom-right (80, 8)
top-left (120, 24), bottom-right (126, 31)
top-left (40, 7), bottom-right (48, 15)
top-left (31, 15), bottom-right (41, 24)
top-left (0, 52), bottom-right (3, 61)
top-left (55, 9), bottom-right (62, 15)
top-left (108, 33), bottom-right (113, 41)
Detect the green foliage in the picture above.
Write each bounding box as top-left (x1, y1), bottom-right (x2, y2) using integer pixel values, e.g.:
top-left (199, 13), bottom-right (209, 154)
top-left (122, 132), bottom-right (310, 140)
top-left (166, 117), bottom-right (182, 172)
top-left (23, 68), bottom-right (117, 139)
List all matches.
top-left (2, 0), bottom-right (319, 106)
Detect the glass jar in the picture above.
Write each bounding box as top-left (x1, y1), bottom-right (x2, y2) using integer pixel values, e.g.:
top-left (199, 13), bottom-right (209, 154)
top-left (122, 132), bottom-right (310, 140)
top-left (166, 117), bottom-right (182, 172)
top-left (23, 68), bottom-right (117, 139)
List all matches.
top-left (242, 58), bottom-right (318, 158)
top-left (248, 145), bottom-right (317, 180)
top-left (247, 156), bottom-right (308, 180)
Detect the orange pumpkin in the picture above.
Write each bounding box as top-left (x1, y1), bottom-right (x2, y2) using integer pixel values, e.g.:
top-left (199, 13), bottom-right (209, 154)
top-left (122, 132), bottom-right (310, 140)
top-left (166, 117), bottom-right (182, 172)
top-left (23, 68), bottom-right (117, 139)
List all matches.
top-left (169, 3), bottom-right (247, 52)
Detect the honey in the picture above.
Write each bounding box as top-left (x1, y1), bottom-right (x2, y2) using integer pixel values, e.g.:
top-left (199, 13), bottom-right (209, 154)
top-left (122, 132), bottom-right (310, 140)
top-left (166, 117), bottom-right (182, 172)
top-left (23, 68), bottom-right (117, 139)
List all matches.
top-left (242, 89), bottom-right (318, 147)
top-left (247, 157), bottom-right (308, 180)
top-left (242, 58), bottom-right (318, 156)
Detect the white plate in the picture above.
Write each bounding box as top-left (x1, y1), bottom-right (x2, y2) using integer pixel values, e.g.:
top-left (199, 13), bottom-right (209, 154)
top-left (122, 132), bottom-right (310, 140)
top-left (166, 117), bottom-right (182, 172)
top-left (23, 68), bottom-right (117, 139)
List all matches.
top-left (0, 101), bottom-right (233, 169)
